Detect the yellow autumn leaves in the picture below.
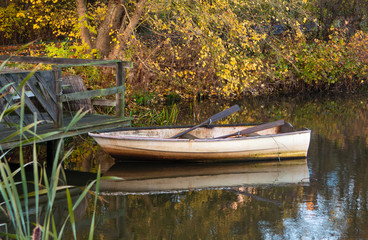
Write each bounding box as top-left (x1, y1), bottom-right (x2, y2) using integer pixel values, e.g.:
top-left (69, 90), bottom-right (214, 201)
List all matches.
top-left (2, 0), bottom-right (367, 100)
top-left (144, 0), bottom-right (270, 98)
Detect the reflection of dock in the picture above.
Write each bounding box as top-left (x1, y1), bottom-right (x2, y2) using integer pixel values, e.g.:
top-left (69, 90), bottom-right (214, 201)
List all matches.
top-left (0, 187), bottom-right (85, 236)
top-left (100, 159), bottom-right (310, 194)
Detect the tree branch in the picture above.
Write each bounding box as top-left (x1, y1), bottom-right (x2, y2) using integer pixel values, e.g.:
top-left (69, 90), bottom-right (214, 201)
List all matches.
top-left (96, 0), bottom-right (125, 57)
top-left (109, 0), bottom-right (148, 59)
top-left (76, 0), bottom-right (93, 50)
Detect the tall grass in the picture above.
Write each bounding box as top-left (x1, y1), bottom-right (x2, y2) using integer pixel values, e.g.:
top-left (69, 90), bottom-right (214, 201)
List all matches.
top-left (133, 104), bottom-right (178, 127)
top-left (0, 58), bottom-right (105, 239)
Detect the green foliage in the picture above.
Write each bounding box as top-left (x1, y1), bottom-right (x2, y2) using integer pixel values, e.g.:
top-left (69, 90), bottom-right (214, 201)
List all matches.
top-left (43, 41), bottom-right (105, 89)
top-left (139, 0), bottom-right (274, 98)
top-left (0, 1), bottom-right (76, 45)
top-left (262, 28), bottom-right (368, 93)
top-left (308, 0), bottom-right (368, 40)
top-left (1, 0), bottom-right (368, 98)
top-left (0, 62), bottom-right (102, 239)
top-left (125, 0), bottom-right (365, 99)
top-left (64, 137), bottom-right (101, 171)
top-left (44, 41), bottom-right (100, 59)
top-left (132, 104), bottom-right (179, 127)
top-left (164, 91), bottom-right (181, 104)
top-left (131, 91), bottom-right (158, 106)
top-left (0, 3), bottom-right (28, 44)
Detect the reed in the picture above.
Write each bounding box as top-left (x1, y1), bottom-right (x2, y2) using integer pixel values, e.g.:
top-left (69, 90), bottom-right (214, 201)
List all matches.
top-left (133, 104), bottom-right (178, 127)
top-left (0, 58), bottom-right (103, 239)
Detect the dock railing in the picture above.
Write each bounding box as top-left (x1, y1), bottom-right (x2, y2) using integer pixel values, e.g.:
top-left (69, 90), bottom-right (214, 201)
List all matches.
top-left (0, 55), bottom-right (133, 151)
top-left (52, 59), bottom-right (131, 128)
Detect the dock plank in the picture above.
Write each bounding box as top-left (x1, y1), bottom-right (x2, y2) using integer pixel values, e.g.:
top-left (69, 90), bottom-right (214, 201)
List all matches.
top-left (0, 115), bottom-right (132, 150)
top-left (25, 77), bottom-right (57, 121)
top-left (0, 75), bottom-right (31, 125)
top-left (4, 73), bottom-right (45, 121)
top-left (0, 55), bottom-right (133, 68)
top-left (33, 71), bottom-right (57, 103)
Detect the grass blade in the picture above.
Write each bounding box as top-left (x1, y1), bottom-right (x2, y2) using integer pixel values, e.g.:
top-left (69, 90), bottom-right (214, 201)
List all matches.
top-left (66, 188), bottom-right (76, 239)
top-left (89, 165), bottom-right (101, 240)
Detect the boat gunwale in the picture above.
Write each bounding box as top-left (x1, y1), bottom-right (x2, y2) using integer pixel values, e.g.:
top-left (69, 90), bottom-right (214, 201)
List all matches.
top-left (88, 127), bottom-right (311, 142)
top-left (94, 123), bottom-right (259, 132)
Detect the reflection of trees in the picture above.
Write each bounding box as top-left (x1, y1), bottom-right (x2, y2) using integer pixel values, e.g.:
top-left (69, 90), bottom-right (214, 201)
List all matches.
top-left (82, 185), bottom-right (306, 239)
top-left (157, 95), bottom-right (368, 144)
top-left (245, 95), bottom-right (368, 238)
top-left (75, 95), bottom-right (368, 238)
top-left (170, 95), bottom-right (368, 238)
top-left (303, 133), bottom-right (368, 238)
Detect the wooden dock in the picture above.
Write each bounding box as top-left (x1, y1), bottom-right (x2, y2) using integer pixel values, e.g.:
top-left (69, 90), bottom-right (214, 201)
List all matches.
top-left (0, 55), bottom-right (133, 160)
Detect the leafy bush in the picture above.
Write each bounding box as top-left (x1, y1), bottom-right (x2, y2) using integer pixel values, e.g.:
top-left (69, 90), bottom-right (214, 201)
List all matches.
top-left (2, 0), bottom-right (367, 99)
top-left (0, 4), bottom-right (28, 44)
top-left (262, 29), bottom-right (368, 94)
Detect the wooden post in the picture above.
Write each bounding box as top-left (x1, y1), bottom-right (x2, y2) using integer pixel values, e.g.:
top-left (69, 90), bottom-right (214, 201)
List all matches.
top-left (53, 66), bottom-right (63, 128)
top-left (50, 66), bottom-right (64, 166)
top-left (46, 140), bottom-right (57, 167)
top-left (115, 61), bottom-right (125, 117)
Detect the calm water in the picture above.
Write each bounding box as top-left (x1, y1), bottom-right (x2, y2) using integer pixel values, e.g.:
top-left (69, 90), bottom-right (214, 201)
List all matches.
top-left (65, 95), bottom-right (368, 239)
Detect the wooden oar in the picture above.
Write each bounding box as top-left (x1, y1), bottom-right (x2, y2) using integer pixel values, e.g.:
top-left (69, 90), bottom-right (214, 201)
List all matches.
top-left (214, 119), bottom-right (285, 139)
top-left (171, 104), bottom-right (240, 138)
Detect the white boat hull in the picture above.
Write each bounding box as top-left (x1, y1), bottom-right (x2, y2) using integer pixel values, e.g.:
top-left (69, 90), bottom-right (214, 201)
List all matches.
top-left (89, 124), bottom-right (311, 162)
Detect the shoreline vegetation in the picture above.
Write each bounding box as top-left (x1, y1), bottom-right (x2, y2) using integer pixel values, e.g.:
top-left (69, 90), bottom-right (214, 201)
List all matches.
top-left (0, 57), bottom-right (106, 239)
top-left (0, 0), bottom-right (367, 103)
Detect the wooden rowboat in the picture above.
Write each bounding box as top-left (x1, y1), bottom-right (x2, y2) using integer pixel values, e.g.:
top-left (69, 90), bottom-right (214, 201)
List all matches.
top-left (99, 159), bottom-right (310, 194)
top-left (88, 121), bottom-right (311, 162)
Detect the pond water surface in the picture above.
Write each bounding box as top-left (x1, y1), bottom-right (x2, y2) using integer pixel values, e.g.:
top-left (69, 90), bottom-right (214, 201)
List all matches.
top-left (65, 94), bottom-right (368, 239)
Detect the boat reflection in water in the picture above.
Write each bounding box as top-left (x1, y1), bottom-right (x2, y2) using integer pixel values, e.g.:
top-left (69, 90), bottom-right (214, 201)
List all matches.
top-left (100, 159), bottom-right (310, 194)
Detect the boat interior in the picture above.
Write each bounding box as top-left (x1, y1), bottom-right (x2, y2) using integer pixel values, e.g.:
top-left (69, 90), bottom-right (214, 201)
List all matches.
top-left (99, 122), bottom-right (300, 139)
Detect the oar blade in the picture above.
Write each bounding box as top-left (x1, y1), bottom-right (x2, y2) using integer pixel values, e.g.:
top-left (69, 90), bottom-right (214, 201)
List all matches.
top-left (208, 104), bottom-right (240, 123)
top-left (215, 120), bottom-right (285, 139)
top-left (171, 104), bottom-right (240, 138)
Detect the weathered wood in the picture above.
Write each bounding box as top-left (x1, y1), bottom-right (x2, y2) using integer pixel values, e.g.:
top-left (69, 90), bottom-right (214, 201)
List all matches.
top-left (0, 99), bottom-right (17, 126)
top-left (47, 140), bottom-right (58, 166)
top-left (116, 61), bottom-right (124, 117)
top-left (0, 55), bottom-right (133, 68)
top-left (0, 115), bottom-right (132, 150)
top-left (171, 105), bottom-right (240, 138)
top-left (23, 76), bottom-right (57, 121)
top-left (62, 84), bottom-right (72, 90)
top-left (11, 91), bottom-right (35, 100)
top-left (61, 86), bottom-right (125, 102)
top-left (0, 57), bottom-right (133, 164)
top-left (89, 123), bottom-right (311, 162)
top-left (0, 75), bottom-right (27, 125)
top-left (33, 71), bottom-right (57, 103)
top-left (215, 120), bottom-right (286, 139)
top-left (53, 67), bottom-right (63, 128)
top-left (0, 71), bottom-right (58, 123)
top-left (0, 69), bottom-right (30, 73)
top-left (4, 73), bottom-right (45, 122)
top-left (30, 77), bottom-right (53, 106)
top-left (62, 75), bottom-right (93, 113)
top-left (92, 99), bottom-right (116, 106)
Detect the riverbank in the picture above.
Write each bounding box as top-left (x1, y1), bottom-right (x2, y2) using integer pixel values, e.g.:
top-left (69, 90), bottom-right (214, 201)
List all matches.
top-left (1, 35), bottom-right (368, 105)
top-left (1, 1), bottom-right (368, 101)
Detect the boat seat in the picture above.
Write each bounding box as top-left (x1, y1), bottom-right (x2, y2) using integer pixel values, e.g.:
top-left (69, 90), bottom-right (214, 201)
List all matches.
top-left (178, 133), bottom-right (199, 139)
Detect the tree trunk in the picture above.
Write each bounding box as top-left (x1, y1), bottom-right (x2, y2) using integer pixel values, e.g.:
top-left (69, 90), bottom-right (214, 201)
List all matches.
top-left (109, 0), bottom-right (148, 59)
top-left (95, 0), bottom-right (125, 57)
top-left (76, 0), bottom-right (93, 49)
